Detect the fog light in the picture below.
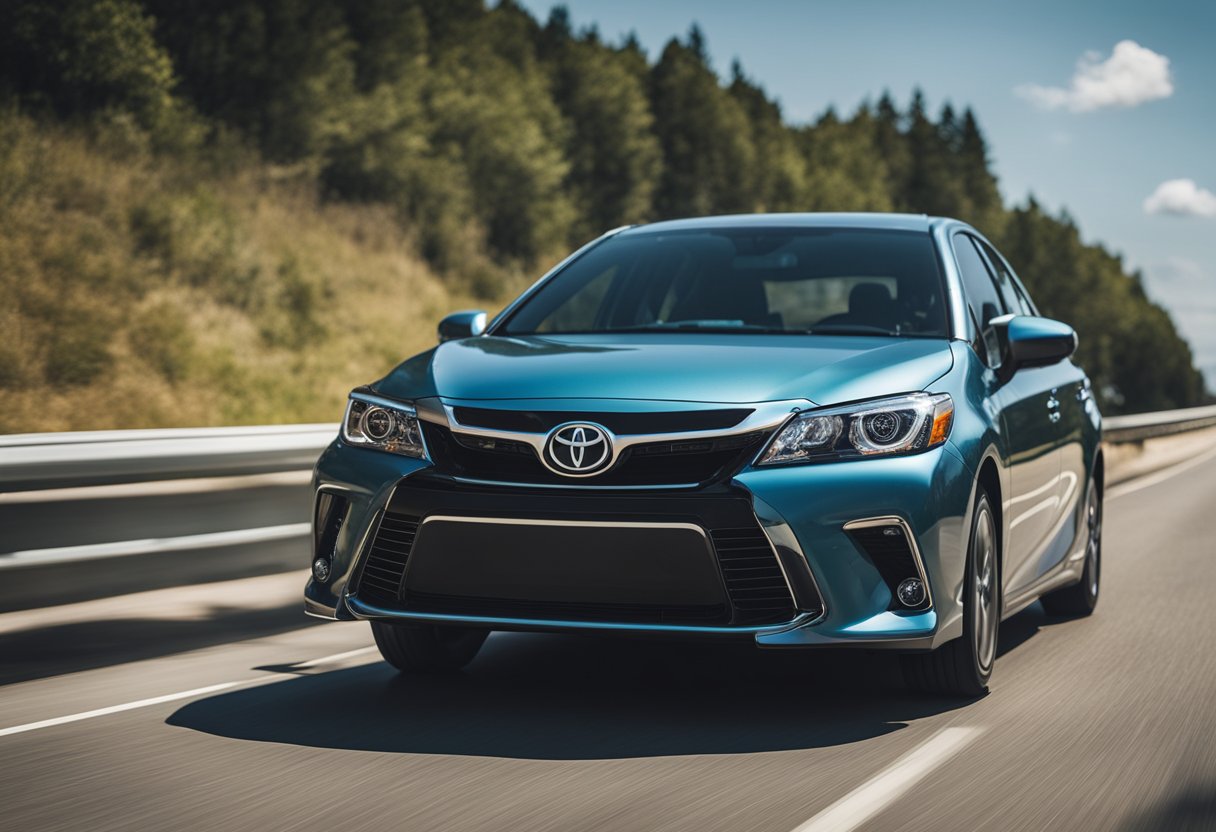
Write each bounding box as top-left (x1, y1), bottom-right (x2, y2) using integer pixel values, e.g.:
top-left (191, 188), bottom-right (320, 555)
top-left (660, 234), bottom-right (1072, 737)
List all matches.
top-left (896, 577), bottom-right (926, 607)
top-left (312, 558), bottom-right (332, 582)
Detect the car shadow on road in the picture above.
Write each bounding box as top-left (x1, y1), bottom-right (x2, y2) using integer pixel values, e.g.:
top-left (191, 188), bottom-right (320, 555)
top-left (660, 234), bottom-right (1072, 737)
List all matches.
top-left (168, 631), bottom-right (976, 760)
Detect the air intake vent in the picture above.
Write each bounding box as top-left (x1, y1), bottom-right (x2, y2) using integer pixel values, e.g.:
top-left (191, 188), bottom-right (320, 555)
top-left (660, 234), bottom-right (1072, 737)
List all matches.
top-left (356, 512), bottom-right (420, 605)
top-left (846, 522), bottom-right (931, 610)
top-left (313, 492), bottom-right (348, 561)
top-left (710, 527), bottom-right (799, 625)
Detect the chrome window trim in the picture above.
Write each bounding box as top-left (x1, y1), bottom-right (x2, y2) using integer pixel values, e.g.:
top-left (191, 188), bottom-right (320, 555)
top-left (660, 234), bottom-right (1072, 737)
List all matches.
top-left (931, 219), bottom-right (977, 342)
top-left (842, 515), bottom-right (935, 609)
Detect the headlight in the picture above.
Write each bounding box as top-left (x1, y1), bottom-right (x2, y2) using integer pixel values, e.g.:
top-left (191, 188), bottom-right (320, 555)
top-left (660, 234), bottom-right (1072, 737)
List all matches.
top-left (341, 391), bottom-right (427, 459)
top-left (758, 393), bottom-right (953, 466)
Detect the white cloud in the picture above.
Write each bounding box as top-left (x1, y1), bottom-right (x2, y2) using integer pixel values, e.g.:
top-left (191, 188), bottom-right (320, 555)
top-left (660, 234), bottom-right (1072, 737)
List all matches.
top-left (1143, 179), bottom-right (1216, 218)
top-left (1016, 40), bottom-right (1173, 112)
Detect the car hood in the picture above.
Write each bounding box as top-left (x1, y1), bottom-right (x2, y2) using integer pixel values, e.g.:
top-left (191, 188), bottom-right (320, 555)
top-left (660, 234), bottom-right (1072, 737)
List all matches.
top-left (372, 334), bottom-right (955, 407)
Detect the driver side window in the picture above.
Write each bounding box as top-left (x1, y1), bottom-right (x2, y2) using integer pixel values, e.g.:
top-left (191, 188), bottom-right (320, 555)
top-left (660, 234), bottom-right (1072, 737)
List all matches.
top-left (952, 233), bottom-right (1008, 367)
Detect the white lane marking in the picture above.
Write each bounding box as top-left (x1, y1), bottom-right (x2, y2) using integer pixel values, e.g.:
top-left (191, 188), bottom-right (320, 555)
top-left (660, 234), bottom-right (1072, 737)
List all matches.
top-left (0, 470), bottom-right (312, 504)
top-left (0, 646), bottom-right (378, 739)
top-left (1109, 441), bottom-right (1216, 500)
top-left (0, 681), bottom-right (256, 738)
top-left (0, 523), bottom-right (309, 568)
top-left (791, 726), bottom-right (983, 832)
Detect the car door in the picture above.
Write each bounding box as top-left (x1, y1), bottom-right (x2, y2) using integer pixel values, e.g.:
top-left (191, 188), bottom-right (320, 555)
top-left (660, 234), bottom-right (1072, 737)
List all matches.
top-left (977, 240), bottom-right (1090, 584)
top-left (951, 233), bottom-right (1061, 594)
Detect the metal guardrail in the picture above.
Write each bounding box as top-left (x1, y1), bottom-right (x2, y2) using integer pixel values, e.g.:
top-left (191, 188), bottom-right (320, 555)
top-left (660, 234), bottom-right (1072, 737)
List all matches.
top-left (0, 407), bottom-right (1212, 611)
top-left (1102, 405), bottom-right (1216, 444)
top-left (0, 424), bottom-right (337, 492)
top-left (1, 404), bottom-right (1215, 493)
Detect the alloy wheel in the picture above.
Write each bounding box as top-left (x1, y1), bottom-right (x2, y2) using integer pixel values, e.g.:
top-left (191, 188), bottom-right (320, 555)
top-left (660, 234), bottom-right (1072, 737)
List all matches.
top-left (973, 504), bottom-right (999, 674)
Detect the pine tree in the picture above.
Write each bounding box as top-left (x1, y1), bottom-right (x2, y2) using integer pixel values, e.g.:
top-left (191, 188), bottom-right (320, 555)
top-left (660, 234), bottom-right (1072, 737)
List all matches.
top-left (649, 34), bottom-right (755, 217)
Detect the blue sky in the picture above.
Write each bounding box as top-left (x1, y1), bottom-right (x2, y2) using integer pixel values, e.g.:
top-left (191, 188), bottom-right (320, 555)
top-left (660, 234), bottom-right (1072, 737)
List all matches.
top-left (518, 0), bottom-right (1216, 388)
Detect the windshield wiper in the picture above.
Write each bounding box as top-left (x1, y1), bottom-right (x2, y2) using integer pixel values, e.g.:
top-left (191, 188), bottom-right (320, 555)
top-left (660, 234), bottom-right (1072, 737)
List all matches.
top-left (596, 321), bottom-right (793, 334)
top-left (806, 323), bottom-right (901, 336)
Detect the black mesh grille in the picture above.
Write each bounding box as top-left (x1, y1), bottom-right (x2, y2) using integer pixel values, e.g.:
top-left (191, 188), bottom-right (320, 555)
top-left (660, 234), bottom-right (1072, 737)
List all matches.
top-left (711, 527), bottom-right (798, 625)
top-left (451, 407), bottom-right (752, 434)
top-left (356, 513), bottom-right (419, 605)
top-left (354, 483), bottom-right (811, 627)
top-left (846, 523), bottom-right (928, 610)
top-left (423, 422), bottom-right (766, 488)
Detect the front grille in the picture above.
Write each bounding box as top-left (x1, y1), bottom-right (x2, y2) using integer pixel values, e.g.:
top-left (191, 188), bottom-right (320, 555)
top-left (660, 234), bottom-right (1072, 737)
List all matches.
top-left (355, 513), bottom-right (420, 605)
top-left (353, 483), bottom-right (811, 627)
top-left (451, 407), bottom-right (753, 434)
top-left (846, 523), bottom-right (929, 610)
top-left (711, 528), bottom-right (799, 625)
top-left (422, 422), bottom-right (767, 488)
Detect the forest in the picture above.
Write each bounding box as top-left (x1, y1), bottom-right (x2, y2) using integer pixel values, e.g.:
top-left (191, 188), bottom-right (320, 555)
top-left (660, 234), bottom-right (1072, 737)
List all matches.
top-left (0, 0), bottom-right (1207, 432)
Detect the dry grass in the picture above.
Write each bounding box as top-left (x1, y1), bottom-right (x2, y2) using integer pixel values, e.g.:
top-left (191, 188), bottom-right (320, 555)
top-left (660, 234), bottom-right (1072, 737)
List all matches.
top-left (0, 113), bottom-right (520, 433)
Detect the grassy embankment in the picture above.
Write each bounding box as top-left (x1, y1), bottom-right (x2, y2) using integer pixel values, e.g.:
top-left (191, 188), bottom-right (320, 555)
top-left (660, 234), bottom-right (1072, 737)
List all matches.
top-left (0, 115), bottom-right (521, 433)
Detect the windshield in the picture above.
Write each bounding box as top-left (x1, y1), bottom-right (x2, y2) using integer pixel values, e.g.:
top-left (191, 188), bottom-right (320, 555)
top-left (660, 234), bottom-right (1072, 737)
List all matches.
top-left (498, 227), bottom-right (949, 337)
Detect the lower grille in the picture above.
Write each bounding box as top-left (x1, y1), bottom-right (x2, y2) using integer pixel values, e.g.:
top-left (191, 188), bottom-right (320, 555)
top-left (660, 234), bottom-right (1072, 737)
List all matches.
top-left (353, 482), bottom-right (812, 627)
top-left (711, 528), bottom-right (798, 625)
top-left (355, 513), bottom-right (419, 605)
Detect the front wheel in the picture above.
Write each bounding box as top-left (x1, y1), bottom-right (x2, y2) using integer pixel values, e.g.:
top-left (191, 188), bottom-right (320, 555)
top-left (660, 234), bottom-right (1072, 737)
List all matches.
top-left (372, 621), bottom-right (489, 673)
top-left (902, 490), bottom-right (1000, 698)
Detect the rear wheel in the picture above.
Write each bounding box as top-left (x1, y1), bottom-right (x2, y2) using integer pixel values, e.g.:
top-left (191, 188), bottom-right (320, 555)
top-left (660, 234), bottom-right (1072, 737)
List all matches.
top-left (1041, 478), bottom-right (1101, 617)
top-left (903, 490), bottom-right (1000, 698)
top-left (371, 621), bottom-right (489, 673)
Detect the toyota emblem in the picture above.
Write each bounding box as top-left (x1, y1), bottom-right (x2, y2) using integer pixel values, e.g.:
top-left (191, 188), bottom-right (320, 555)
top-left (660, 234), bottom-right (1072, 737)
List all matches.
top-left (544, 422), bottom-right (613, 476)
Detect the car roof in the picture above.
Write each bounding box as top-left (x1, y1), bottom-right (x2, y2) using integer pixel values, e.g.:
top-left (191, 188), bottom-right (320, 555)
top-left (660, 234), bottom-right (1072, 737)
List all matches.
top-left (619, 212), bottom-right (937, 236)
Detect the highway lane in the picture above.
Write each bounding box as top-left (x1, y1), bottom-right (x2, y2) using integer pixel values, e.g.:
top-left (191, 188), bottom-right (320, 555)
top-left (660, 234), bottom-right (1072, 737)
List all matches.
top-left (2, 450), bottom-right (1215, 831)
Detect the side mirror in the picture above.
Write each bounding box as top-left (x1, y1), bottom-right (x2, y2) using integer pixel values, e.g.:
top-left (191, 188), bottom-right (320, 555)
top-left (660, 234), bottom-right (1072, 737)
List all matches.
top-left (438, 310), bottom-right (487, 343)
top-left (992, 314), bottom-right (1077, 381)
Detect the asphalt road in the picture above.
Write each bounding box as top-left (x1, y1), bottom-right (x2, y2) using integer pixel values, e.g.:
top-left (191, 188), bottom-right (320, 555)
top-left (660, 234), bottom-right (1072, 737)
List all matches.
top-left (2, 448), bottom-right (1215, 832)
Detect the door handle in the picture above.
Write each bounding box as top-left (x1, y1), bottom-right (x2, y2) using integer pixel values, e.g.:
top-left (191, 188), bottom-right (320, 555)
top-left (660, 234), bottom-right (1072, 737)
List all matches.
top-left (1046, 390), bottom-right (1061, 423)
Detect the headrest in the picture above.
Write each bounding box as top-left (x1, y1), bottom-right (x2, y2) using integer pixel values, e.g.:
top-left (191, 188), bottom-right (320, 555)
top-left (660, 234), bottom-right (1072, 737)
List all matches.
top-left (849, 282), bottom-right (893, 315)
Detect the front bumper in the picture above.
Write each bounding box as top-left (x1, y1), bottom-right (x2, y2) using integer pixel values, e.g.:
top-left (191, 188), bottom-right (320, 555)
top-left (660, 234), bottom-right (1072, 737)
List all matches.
top-left (305, 439), bottom-right (974, 650)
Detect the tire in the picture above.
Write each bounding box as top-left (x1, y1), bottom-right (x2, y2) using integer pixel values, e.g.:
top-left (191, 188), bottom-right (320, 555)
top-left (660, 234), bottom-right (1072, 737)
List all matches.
top-left (371, 621), bottom-right (489, 673)
top-left (902, 490), bottom-right (1000, 698)
top-left (1041, 477), bottom-right (1101, 617)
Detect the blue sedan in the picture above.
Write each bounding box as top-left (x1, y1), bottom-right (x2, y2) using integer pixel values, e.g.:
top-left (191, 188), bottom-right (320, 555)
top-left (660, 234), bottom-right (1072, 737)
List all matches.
top-left (306, 213), bottom-right (1103, 697)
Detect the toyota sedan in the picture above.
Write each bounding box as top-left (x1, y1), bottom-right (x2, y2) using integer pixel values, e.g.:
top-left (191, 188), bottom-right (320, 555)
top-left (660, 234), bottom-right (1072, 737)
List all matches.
top-left (306, 213), bottom-right (1102, 697)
